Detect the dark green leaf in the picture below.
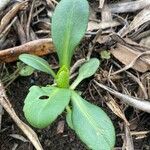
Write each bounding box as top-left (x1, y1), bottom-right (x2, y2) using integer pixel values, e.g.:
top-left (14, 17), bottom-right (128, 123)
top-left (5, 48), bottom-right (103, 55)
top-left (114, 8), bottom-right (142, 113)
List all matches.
top-left (23, 86), bottom-right (71, 128)
top-left (52, 0), bottom-right (89, 68)
top-left (71, 91), bottom-right (115, 150)
top-left (19, 54), bottom-right (56, 78)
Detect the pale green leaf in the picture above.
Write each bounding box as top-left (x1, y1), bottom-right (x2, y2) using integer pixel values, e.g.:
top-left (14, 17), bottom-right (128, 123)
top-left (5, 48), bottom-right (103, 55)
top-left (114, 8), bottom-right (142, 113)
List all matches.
top-left (19, 65), bottom-right (35, 76)
top-left (52, 0), bottom-right (89, 68)
top-left (23, 86), bottom-right (71, 128)
top-left (66, 108), bottom-right (74, 130)
top-left (100, 50), bottom-right (111, 60)
top-left (19, 54), bottom-right (56, 78)
top-left (71, 91), bottom-right (115, 150)
top-left (78, 58), bottom-right (100, 79)
top-left (70, 58), bottom-right (100, 89)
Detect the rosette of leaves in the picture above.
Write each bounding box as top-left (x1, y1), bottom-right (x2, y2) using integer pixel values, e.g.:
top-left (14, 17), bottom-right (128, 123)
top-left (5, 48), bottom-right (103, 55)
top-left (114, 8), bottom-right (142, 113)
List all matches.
top-left (19, 0), bottom-right (115, 149)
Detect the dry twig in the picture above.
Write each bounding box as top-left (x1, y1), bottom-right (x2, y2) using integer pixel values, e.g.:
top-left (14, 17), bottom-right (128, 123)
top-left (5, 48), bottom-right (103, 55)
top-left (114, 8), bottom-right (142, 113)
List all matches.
top-left (0, 38), bottom-right (54, 63)
top-left (94, 80), bottom-right (150, 113)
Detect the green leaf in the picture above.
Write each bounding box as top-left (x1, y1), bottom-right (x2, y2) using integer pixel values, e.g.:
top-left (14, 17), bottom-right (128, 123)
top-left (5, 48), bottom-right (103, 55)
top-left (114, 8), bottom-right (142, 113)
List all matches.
top-left (19, 54), bottom-right (56, 78)
top-left (71, 91), bottom-right (115, 150)
top-left (23, 86), bottom-right (71, 128)
top-left (66, 107), bottom-right (74, 130)
top-left (19, 65), bottom-right (35, 76)
top-left (78, 58), bottom-right (100, 79)
top-left (70, 58), bottom-right (100, 89)
top-left (100, 50), bottom-right (111, 60)
top-left (52, 0), bottom-right (89, 68)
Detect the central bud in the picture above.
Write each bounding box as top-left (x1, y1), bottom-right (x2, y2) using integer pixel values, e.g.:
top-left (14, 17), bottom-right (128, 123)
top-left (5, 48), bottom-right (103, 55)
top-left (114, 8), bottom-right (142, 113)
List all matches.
top-left (56, 66), bottom-right (69, 88)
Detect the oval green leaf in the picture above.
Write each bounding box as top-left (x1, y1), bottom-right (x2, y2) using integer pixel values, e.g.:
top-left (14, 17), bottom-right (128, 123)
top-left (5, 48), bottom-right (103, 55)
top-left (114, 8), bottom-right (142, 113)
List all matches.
top-left (70, 58), bottom-right (100, 89)
top-left (19, 54), bottom-right (56, 78)
top-left (23, 86), bottom-right (71, 128)
top-left (52, 0), bottom-right (89, 68)
top-left (71, 91), bottom-right (115, 150)
top-left (78, 58), bottom-right (100, 79)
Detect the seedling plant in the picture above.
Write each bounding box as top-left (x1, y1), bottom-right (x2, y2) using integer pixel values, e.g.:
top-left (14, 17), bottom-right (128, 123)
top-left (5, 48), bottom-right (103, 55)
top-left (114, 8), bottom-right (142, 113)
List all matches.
top-left (19, 0), bottom-right (115, 149)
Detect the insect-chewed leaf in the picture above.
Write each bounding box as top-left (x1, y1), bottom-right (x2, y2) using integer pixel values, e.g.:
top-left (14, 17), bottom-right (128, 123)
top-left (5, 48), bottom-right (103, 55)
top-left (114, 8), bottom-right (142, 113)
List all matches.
top-left (19, 54), bottom-right (56, 78)
top-left (71, 91), bottom-right (115, 150)
top-left (23, 86), bottom-right (71, 128)
top-left (52, 0), bottom-right (89, 68)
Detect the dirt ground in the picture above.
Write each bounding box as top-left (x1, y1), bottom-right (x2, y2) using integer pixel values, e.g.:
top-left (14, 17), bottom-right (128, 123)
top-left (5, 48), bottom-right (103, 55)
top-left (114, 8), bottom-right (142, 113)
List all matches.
top-left (0, 0), bottom-right (150, 150)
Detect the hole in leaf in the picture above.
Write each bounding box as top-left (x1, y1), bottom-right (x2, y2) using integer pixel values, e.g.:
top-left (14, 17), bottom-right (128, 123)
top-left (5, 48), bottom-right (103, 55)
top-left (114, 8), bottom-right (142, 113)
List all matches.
top-left (39, 95), bottom-right (49, 100)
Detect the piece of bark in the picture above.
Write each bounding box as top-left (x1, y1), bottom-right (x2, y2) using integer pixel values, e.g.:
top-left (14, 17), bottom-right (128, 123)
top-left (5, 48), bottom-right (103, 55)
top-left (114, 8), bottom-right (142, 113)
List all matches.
top-left (0, 38), bottom-right (54, 63)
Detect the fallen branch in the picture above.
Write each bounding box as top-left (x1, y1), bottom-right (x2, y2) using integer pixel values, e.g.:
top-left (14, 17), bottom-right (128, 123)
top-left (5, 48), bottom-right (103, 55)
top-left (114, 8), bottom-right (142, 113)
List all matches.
top-left (0, 81), bottom-right (43, 150)
top-left (94, 80), bottom-right (150, 113)
top-left (0, 38), bottom-right (54, 63)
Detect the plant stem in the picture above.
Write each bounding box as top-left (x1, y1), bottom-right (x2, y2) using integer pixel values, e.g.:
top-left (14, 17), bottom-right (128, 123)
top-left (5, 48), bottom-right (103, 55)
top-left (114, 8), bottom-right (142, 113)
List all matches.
top-left (66, 105), bottom-right (71, 113)
top-left (70, 77), bottom-right (81, 90)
